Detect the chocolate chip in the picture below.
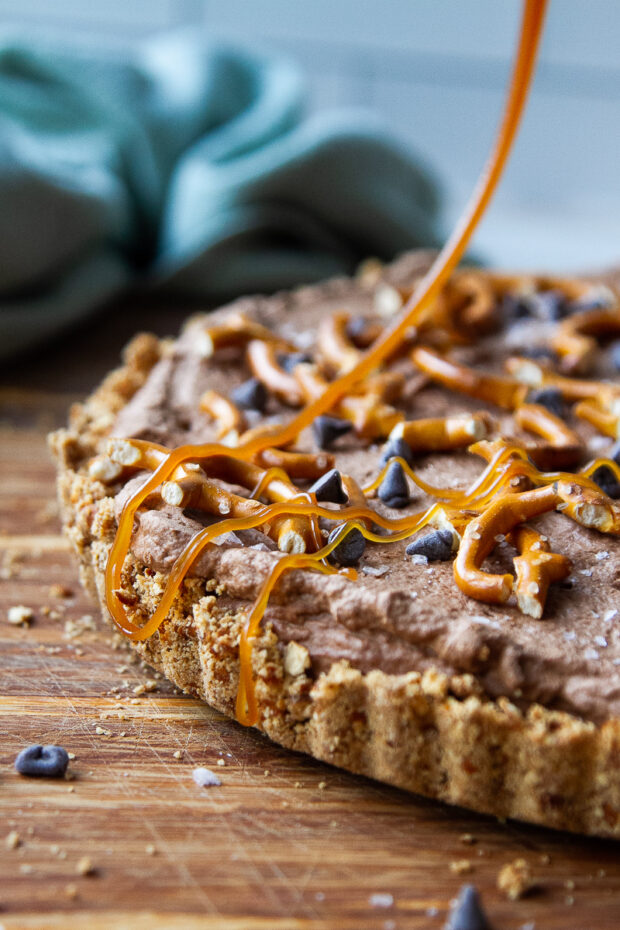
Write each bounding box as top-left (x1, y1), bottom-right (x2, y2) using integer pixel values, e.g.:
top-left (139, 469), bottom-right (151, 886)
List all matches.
top-left (230, 378), bottom-right (267, 412)
top-left (327, 525), bottom-right (366, 566)
top-left (308, 469), bottom-right (348, 504)
top-left (610, 341), bottom-right (620, 372)
top-left (312, 415), bottom-right (352, 449)
top-left (526, 387), bottom-right (565, 418)
top-left (590, 465), bottom-right (620, 499)
top-left (278, 351), bottom-right (312, 373)
top-left (444, 885), bottom-right (492, 930)
top-left (346, 317), bottom-right (370, 341)
top-left (570, 290), bottom-right (615, 313)
top-left (529, 288), bottom-right (568, 321)
top-left (15, 744), bottom-right (69, 778)
top-left (380, 436), bottom-right (414, 467)
top-left (378, 460), bottom-right (409, 508)
top-left (406, 529), bottom-right (454, 561)
top-left (518, 345), bottom-right (558, 364)
top-left (501, 292), bottom-right (535, 321)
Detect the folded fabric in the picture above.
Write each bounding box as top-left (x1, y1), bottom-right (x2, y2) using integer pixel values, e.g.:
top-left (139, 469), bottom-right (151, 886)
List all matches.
top-left (0, 30), bottom-right (442, 359)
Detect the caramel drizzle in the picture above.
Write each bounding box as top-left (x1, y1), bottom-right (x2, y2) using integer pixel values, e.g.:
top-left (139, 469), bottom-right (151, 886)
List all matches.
top-left (105, 0), bottom-right (554, 725)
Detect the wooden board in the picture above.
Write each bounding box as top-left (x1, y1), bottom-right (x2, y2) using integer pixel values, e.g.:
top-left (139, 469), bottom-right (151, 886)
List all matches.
top-left (2, 326), bottom-right (620, 929)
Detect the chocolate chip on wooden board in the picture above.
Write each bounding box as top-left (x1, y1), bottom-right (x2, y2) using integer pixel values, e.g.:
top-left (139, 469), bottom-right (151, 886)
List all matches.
top-left (444, 884), bottom-right (493, 930)
top-left (14, 744), bottom-right (69, 778)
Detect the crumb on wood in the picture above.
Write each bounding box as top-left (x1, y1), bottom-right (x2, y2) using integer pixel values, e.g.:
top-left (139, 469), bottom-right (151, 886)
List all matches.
top-left (1, 549), bottom-right (25, 580)
top-left (8, 605), bottom-right (34, 626)
top-left (6, 830), bottom-right (21, 850)
top-left (65, 883), bottom-right (78, 899)
top-left (450, 859), bottom-right (473, 875)
top-left (459, 833), bottom-right (477, 845)
top-left (49, 583), bottom-right (73, 599)
top-left (497, 858), bottom-right (534, 900)
top-left (76, 856), bottom-right (95, 877)
top-left (64, 614), bottom-right (96, 639)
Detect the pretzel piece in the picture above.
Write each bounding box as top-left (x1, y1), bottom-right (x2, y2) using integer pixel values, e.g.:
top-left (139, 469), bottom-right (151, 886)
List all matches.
top-left (161, 474), bottom-right (262, 519)
top-left (294, 362), bottom-right (402, 440)
top-left (514, 403), bottom-right (583, 470)
top-left (390, 413), bottom-right (491, 454)
top-left (318, 311), bottom-right (362, 375)
top-left (454, 485), bottom-right (560, 604)
top-left (412, 346), bottom-right (527, 410)
top-left (254, 448), bottom-right (334, 479)
top-left (199, 389), bottom-right (245, 441)
top-left (246, 339), bottom-right (304, 406)
top-left (554, 479), bottom-right (620, 534)
top-left (196, 312), bottom-right (293, 359)
top-left (551, 308), bottom-right (620, 375)
top-left (575, 394), bottom-right (620, 440)
top-left (508, 525), bottom-right (571, 619)
top-left (504, 356), bottom-right (606, 402)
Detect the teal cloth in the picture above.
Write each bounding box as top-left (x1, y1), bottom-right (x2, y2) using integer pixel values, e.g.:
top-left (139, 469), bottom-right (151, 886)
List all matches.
top-left (0, 31), bottom-right (441, 358)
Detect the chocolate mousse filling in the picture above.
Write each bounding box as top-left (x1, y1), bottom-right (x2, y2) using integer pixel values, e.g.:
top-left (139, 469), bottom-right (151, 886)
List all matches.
top-left (111, 254), bottom-right (620, 726)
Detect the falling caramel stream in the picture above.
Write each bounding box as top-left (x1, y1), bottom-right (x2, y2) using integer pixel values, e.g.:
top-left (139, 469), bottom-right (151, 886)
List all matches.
top-left (105, 0), bottom-right (550, 725)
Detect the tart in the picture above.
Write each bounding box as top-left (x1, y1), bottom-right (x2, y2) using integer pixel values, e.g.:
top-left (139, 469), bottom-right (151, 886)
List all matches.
top-left (50, 251), bottom-right (620, 838)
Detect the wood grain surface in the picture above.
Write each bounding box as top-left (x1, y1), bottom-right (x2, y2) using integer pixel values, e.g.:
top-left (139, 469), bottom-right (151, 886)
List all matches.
top-left (1, 313), bottom-right (620, 930)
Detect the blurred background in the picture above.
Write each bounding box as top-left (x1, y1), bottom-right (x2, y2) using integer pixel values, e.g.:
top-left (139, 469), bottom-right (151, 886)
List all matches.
top-left (1, 0), bottom-right (618, 273)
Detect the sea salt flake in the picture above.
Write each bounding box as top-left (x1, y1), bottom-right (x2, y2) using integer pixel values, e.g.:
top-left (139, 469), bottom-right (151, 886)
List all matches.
top-left (369, 893), bottom-right (393, 908)
top-left (595, 551), bottom-right (609, 561)
top-left (361, 565), bottom-right (389, 578)
top-left (579, 568), bottom-right (593, 577)
top-left (472, 615), bottom-right (501, 630)
top-left (410, 554), bottom-right (428, 565)
top-left (604, 609), bottom-right (618, 623)
top-left (563, 631), bottom-right (577, 641)
top-left (192, 767), bottom-right (221, 788)
top-left (584, 648), bottom-right (600, 660)
top-left (594, 636), bottom-right (608, 648)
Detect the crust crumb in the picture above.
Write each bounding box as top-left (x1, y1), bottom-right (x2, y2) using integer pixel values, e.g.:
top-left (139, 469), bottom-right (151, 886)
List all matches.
top-left (497, 858), bottom-right (534, 900)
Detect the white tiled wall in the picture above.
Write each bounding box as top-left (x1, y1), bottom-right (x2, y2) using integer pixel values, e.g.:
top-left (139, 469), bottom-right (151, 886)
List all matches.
top-left (1, 0), bottom-right (619, 271)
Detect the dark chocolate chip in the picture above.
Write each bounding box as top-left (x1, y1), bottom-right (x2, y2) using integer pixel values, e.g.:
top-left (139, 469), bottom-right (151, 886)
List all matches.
top-left (312, 415), bottom-right (353, 449)
top-left (378, 461), bottom-right (410, 509)
top-left (278, 351), bottom-right (312, 373)
top-left (346, 317), bottom-right (370, 341)
top-left (570, 290), bottom-right (614, 313)
top-left (406, 529), bottom-right (454, 562)
top-left (380, 436), bottom-right (414, 467)
top-left (518, 345), bottom-right (558, 364)
top-left (327, 525), bottom-right (366, 566)
top-left (15, 744), bottom-right (69, 778)
top-left (230, 377), bottom-right (267, 412)
top-left (610, 341), bottom-right (620, 372)
top-left (308, 469), bottom-right (348, 504)
top-left (529, 288), bottom-right (568, 321)
top-left (526, 387), bottom-right (565, 418)
top-left (590, 464), bottom-right (620, 499)
top-left (501, 292), bottom-right (535, 321)
top-left (444, 885), bottom-right (493, 930)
